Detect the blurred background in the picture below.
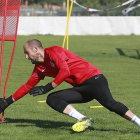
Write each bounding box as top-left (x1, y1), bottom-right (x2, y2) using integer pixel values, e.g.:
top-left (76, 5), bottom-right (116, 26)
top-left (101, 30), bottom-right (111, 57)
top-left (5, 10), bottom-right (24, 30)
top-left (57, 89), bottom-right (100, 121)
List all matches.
top-left (20, 0), bottom-right (140, 16)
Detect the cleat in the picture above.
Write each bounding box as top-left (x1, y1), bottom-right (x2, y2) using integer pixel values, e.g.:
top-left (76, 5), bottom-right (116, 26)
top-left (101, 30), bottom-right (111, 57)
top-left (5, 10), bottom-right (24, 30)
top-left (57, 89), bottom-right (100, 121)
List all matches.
top-left (72, 117), bottom-right (94, 132)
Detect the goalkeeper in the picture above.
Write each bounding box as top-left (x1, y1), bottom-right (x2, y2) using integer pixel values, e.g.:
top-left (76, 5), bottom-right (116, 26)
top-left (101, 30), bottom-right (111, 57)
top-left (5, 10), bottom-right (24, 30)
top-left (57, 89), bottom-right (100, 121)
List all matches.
top-left (0, 39), bottom-right (140, 132)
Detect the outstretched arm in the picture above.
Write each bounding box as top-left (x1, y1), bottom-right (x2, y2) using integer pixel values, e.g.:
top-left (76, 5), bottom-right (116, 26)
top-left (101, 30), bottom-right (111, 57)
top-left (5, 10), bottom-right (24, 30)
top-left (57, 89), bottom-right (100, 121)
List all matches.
top-left (12, 72), bottom-right (41, 100)
top-left (29, 47), bottom-right (70, 97)
top-left (0, 72), bottom-right (42, 113)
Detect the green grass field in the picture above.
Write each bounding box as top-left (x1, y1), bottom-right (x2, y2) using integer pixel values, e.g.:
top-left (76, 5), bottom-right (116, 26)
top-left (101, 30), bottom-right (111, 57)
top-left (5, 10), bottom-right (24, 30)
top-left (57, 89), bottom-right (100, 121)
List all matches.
top-left (0, 35), bottom-right (140, 140)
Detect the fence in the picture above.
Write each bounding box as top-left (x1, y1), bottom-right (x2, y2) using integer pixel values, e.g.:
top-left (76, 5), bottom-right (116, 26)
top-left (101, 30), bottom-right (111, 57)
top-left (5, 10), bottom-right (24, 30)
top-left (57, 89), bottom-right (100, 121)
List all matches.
top-left (20, 7), bottom-right (140, 16)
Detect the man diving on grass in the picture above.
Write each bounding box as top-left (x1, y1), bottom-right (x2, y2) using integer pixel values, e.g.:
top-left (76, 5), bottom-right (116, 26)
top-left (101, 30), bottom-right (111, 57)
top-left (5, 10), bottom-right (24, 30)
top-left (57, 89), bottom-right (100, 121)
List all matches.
top-left (0, 39), bottom-right (140, 132)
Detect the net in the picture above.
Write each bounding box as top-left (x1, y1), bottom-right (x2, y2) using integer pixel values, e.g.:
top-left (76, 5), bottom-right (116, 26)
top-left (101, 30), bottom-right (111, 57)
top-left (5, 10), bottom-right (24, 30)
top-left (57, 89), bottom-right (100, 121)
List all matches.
top-left (0, 0), bottom-right (21, 122)
top-left (0, 0), bottom-right (20, 41)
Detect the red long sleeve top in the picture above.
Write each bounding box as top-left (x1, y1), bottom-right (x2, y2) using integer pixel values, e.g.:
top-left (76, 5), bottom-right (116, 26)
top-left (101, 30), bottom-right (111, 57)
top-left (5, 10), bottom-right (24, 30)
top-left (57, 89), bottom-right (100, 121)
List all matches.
top-left (12, 46), bottom-right (102, 100)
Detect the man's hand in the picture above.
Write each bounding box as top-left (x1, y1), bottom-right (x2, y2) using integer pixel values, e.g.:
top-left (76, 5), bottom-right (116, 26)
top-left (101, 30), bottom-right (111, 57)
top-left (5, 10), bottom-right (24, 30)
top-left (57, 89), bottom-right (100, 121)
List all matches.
top-left (0, 98), bottom-right (9, 114)
top-left (29, 83), bottom-right (54, 97)
top-left (29, 86), bottom-right (46, 96)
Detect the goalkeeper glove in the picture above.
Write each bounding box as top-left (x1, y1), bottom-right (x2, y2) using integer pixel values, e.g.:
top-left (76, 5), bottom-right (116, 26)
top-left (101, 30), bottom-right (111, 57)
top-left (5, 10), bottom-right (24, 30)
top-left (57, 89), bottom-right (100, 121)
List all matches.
top-left (29, 83), bottom-right (54, 97)
top-left (0, 98), bottom-right (9, 114)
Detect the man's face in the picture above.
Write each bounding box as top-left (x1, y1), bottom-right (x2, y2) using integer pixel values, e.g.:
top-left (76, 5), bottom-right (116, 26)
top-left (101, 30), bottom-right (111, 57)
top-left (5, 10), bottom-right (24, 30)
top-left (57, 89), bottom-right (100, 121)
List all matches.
top-left (24, 44), bottom-right (39, 64)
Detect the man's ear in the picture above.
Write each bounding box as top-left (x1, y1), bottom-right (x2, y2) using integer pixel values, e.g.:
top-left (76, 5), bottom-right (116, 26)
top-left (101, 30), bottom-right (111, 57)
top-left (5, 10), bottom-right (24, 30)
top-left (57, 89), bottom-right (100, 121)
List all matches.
top-left (33, 46), bottom-right (38, 52)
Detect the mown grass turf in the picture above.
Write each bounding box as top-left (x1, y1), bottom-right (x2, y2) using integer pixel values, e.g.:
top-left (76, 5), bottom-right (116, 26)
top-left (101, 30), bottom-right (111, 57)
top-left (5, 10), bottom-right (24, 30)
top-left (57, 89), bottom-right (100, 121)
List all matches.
top-left (0, 35), bottom-right (140, 140)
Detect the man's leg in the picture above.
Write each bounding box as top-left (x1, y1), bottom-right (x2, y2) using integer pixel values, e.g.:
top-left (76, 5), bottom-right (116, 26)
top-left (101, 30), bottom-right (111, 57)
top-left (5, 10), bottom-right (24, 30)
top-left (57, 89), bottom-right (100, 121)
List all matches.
top-left (46, 88), bottom-right (94, 132)
top-left (63, 104), bottom-right (84, 119)
top-left (123, 110), bottom-right (135, 121)
top-left (92, 75), bottom-right (140, 128)
top-left (47, 88), bottom-right (93, 116)
top-left (124, 110), bottom-right (140, 127)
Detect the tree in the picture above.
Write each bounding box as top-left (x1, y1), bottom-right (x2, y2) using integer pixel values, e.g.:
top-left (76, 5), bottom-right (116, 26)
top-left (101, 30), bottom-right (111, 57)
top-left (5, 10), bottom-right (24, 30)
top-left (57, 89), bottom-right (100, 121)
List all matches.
top-left (34, 0), bottom-right (63, 8)
top-left (22, 0), bottom-right (35, 5)
top-left (21, 0), bottom-right (125, 9)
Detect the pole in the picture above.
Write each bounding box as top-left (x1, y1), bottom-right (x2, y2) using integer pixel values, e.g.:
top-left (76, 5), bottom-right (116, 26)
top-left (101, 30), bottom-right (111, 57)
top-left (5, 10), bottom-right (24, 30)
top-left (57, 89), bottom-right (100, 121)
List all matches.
top-left (62, 0), bottom-right (73, 50)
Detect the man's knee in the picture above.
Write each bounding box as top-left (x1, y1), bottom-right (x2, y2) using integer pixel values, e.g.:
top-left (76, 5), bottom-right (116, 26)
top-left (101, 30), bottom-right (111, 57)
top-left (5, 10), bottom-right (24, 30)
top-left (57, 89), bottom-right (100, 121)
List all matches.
top-left (46, 93), bottom-right (68, 113)
top-left (46, 93), bottom-right (58, 107)
top-left (105, 100), bottom-right (128, 116)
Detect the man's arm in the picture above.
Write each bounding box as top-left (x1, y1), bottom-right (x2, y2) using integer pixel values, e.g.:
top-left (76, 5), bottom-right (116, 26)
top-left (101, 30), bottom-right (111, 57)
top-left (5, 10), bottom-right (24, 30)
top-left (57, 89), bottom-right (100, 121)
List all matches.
top-left (29, 47), bottom-right (70, 97)
top-left (12, 72), bottom-right (41, 100)
top-left (0, 72), bottom-right (41, 113)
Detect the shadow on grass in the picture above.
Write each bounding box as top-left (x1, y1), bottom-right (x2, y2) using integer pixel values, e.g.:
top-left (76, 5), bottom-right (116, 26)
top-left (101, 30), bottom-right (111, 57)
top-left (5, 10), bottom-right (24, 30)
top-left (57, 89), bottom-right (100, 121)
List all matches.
top-left (116, 48), bottom-right (140, 60)
top-left (4, 118), bottom-right (140, 134)
top-left (89, 127), bottom-right (140, 135)
top-left (5, 118), bottom-right (73, 130)
top-left (70, 127), bottom-right (140, 134)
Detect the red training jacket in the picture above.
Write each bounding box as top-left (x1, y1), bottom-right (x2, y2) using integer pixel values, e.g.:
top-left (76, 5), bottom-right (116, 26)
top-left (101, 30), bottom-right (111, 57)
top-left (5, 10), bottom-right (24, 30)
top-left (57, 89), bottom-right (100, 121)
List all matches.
top-left (12, 46), bottom-right (102, 100)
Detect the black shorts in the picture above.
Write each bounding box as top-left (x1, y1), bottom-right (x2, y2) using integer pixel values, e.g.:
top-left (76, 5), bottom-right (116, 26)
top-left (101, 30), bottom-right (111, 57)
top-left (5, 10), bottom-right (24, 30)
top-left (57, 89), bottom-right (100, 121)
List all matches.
top-left (47, 74), bottom-right (128, 116)
top-left (47, 74), bottom-right (113, 110)
top-left (46, 74), bottom-right (128, 116)
top-left (58, 74), bottom-right (112, 104)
